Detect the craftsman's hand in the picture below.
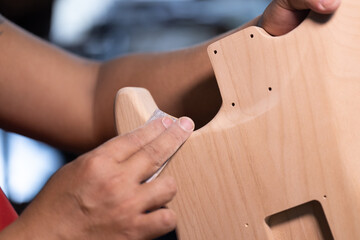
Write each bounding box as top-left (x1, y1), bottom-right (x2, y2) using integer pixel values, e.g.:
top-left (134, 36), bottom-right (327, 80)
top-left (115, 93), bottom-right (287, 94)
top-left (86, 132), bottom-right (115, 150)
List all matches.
top-left (11, 116), bottom-right (194, 240)
top-left (261, 0), bottom-right (341, 35)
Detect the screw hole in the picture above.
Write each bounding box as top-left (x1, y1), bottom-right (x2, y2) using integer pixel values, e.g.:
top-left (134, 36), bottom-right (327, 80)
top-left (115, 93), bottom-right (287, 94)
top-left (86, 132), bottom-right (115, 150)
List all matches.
top-left (214, 50), bottom-right (217, 54)
top-left (250, 34), bottom-right (254, 38)
top-left (323, 195), bottom-right (327, 199)
top-left (268, 87), bottom-right (272, 91)
top-left (245, 223), bottom-right (249, 228)
top-left (231, 102), bottom-right (235, 107)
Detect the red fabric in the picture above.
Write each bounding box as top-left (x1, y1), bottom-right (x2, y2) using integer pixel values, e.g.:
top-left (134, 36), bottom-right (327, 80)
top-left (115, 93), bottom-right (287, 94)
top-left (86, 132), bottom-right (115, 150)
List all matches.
top-left (0, 187), bottom-right (17, 231)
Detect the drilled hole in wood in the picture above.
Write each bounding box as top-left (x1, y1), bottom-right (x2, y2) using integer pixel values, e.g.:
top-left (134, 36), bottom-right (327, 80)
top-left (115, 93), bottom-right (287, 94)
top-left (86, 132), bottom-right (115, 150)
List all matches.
top-left (268, 87), bottom-right (272, 91)
top-left (231, 102), bottom-right (235, 107)
top-left (250, 34), bottom-right (254, 38)
top-left (323, 195), bottom-right (327, 199)
top-left (214, 50), bottom-right (218, 54)
top-left (245, 223), bottom-right (249, 228)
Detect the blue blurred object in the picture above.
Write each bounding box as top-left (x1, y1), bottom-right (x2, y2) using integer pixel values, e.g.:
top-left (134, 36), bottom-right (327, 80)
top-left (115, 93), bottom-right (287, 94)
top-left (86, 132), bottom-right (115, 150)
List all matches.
top-left (51, 0), bottom-right (270, 59)
top-left (0, 130), bottom-right (64, 203)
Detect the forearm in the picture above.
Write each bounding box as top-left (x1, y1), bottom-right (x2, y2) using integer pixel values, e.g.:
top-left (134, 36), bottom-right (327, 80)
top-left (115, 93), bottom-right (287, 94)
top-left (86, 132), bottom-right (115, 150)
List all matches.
top-left (95, 17), bottom-right (260, 137)
top-left (0, 14), bottom-right (258, 152)
top-left (0, 17), bottom-right (101, 151)
top-left (94, 0), bottom-right (342, 140)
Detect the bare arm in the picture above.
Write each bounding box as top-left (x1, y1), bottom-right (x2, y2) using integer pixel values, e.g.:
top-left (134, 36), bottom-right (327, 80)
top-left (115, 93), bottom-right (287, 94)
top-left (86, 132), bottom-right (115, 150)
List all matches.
top-left (92, 0), bottom-right (341, 146)
top-left (0, 17), bottom-right (99, 151)
top-left (0, 15), bottom-right (257, 152)
top-left (0, 117), bottom-right (195, 240)
top-left (0, 0), bottom-right (340, 152)
top-left (0, 0), bottom-right (341, 239)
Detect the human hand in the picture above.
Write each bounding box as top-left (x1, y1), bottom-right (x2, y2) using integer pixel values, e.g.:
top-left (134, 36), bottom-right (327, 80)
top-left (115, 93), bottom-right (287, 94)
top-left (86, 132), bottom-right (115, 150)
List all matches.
top-left (260, 0), bottom-right (341, 35)
top-left (14, 116), bottom-right (194, 240)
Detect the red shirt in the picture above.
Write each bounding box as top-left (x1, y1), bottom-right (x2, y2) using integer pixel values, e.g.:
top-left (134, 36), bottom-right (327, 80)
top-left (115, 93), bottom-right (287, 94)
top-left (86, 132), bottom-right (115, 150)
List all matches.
top-left (0, 188), bottom-right (18, 231)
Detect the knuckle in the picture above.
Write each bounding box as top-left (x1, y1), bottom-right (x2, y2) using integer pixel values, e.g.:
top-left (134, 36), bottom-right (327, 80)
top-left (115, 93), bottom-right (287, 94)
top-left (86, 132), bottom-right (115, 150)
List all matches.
top-left (163, 177), bottom-right (177, 196)
top-left (160, 210), bottom-right (177, 229)
top-left (119, 214), bottom-right (143, 240)
top-left (81, 153), bottom-right (103, 176)
top-left (103, 175), bottom-right (129, 199)
top-left (119, 192), bottom-right (140, 213)
top-left (142, 144), bottom-right (164, 169)
top-left (125, 131), bottom-right (145, 149)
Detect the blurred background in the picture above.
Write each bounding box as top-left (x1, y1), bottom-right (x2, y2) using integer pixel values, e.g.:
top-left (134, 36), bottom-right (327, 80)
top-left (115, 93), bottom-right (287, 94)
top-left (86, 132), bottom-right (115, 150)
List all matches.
top-left (0, 0), bottom-right (270, 220)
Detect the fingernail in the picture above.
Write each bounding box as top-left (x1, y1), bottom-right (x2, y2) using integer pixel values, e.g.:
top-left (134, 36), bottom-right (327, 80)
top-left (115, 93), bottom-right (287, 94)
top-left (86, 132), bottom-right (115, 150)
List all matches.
top-left (179, 117), bottom-right (195, 132)
top-left (162, 116), bottom-right (174, 129)
top-left (319, 0), bottom-right (329, 11)
top-left (319, 0), bottom-right (339, 12)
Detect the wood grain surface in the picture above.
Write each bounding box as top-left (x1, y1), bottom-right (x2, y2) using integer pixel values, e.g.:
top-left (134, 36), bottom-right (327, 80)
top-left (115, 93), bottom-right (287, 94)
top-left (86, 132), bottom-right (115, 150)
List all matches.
top-left (115, 0), bottom-right (360, 238)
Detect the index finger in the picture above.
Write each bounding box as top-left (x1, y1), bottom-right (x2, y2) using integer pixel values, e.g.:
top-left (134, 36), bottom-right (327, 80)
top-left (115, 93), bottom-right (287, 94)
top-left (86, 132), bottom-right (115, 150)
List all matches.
top-left (123, 117), bottom-right (194, 183)
top-left (96, 116), bottom-right (174, 162)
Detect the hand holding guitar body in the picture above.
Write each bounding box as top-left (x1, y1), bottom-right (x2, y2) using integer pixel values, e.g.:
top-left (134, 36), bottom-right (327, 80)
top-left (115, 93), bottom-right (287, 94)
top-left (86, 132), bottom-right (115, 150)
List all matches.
top-left (0, 0), bottom-right (340, 239)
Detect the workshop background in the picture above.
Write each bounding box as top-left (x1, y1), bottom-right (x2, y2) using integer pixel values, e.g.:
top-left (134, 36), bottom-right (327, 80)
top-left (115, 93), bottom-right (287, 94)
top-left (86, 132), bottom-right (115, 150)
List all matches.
top-left (0, 0), bottom-right (270, 216)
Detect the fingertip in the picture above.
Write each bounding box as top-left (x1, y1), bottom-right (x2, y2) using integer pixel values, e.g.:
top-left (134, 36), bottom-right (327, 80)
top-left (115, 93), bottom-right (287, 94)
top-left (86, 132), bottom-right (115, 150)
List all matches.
top-left (316, 0), bottom-right (341, 13)
top-left (160, 209), bottom-right (177, 230)
top-left (162, 116), bottom-right (175, 129)
top-left (164, 176), bottom-right (177, 196)
top-left (135, 208), bottom-right (177, 239)
top-left (178, 117), bottom-right (195, 132)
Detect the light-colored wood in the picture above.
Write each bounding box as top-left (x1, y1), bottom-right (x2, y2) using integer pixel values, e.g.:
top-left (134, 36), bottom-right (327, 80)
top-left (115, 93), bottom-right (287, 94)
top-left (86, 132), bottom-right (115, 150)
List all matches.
top-left (115, 0), bottom-right (360, 238)
top-left (115, 87), bottom-right (158, 135)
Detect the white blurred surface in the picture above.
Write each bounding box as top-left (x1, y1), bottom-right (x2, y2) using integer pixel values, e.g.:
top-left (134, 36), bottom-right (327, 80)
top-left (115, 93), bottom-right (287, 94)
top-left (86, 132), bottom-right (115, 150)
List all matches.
top-left (5, 133), bottom-right (63, 203)
top-left (0, 131), bottom-right (5, 195)
top-left (51, 0), bottom-right (115, 45)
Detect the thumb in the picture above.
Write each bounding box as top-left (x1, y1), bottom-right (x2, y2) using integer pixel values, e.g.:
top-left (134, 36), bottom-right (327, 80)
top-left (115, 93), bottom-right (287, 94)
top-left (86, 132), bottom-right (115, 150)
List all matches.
top-left (280, 0), bottom-right (341, 14)
top-left (260, 0), bottom-right (341, 36)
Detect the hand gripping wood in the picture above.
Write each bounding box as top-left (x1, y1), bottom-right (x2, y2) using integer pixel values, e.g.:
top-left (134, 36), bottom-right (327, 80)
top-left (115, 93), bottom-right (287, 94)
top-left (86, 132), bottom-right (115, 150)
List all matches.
top-left (115, 0), bottom-right (360, 238)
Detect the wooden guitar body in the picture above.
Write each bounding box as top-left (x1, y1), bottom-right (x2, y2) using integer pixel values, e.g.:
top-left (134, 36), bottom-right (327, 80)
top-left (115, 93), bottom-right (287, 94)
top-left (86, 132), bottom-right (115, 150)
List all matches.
top-left (115, 0), bottom-right (360, 238)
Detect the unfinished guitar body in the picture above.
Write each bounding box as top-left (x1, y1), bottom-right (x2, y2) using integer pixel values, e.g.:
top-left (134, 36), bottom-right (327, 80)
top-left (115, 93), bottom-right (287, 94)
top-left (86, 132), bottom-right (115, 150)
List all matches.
top-left (115, 0), bottom-right (360, 239)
